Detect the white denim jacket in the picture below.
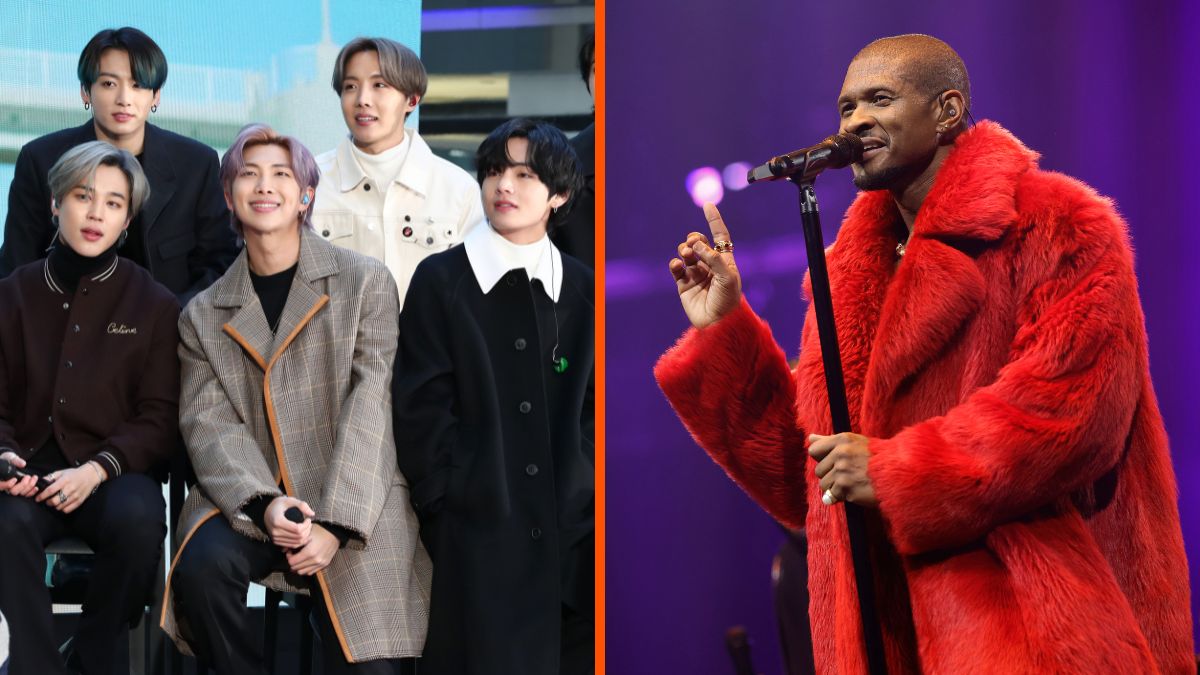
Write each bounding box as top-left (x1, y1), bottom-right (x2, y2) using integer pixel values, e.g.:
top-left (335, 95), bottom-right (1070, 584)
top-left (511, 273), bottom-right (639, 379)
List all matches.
top-left (313, 130), bottom-right (484, 308)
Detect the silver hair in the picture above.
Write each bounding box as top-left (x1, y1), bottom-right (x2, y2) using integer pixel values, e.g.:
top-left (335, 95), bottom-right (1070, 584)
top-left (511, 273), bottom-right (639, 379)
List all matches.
top-left (48, 141), bottom-right (150, 220)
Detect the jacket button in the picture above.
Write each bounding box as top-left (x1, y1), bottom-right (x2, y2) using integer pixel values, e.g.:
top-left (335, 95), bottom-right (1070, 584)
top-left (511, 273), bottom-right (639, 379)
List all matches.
top-left (514, 338), bottom-right (527, 351)
top-left (62, 302), bottom-right (69, 310)
top-left (47, 416), bottom-right (52, 423)
top-left (322, 230), bottom-right (330, 237)
top-left (363, 183), bottom-right (371, 191)
top-left (525, 463), bottom-right (538, 476)
top-left (426, 236), bottom-right (434, 245)
top-left (530, 527), bottom-right (542, 540)
top-left (59, 397), bottom-right (66, 405)
top-left (404, 215), bottom-right (411, 222)
top-left (402, 226), bottom-right (413, 237)
top-left (65, 361), bottom-right (73, 368)
top-left (73, 324), bottom-right (80, 332)
top-left (519, 401), bottom-right (532, 414)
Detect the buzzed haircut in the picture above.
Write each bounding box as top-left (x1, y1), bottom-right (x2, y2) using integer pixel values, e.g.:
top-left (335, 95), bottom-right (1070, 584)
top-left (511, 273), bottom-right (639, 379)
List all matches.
top-left (475, 118), bottom-right (583, 232)
top-left (331, 37), bottom-right (428, 100)
top-left (77, 27), bottom-right (168, 92)
top-left (856, 34), bottom-right (971, 111)
top-left (49, 141), bottom-right (150, 220)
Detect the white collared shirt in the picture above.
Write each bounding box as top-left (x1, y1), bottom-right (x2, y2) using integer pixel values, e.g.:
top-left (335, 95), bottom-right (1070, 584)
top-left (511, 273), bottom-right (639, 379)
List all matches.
top-left (463, 221), bottom-right (562, 302)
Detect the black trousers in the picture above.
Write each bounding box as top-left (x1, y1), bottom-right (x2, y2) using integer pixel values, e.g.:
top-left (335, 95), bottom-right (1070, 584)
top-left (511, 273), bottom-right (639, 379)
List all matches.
top-left (0, 473), bottom-right (166, 675)
top-left (172, 516), bottom-right (412, 675)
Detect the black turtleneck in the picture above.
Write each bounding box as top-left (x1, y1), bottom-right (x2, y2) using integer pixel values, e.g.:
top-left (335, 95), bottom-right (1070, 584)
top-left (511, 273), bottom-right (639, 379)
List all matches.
top-left (48, 237), bottom-right (120, 292)
top-left (249, 262), bottom-right (298, 333)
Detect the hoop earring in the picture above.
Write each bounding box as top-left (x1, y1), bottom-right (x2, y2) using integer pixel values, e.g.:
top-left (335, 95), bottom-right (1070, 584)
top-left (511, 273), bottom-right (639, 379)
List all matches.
top-left (83, 102), bottom-right (90, 111)
top-left (151, 105), bottom-right (158, 113)
top-left (118, 230), bottom-right (129, 247)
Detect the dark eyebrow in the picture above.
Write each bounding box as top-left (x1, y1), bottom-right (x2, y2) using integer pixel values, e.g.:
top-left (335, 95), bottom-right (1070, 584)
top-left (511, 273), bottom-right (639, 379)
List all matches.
top-left (96, 71), bottom-right (127, 79)
top-left (838, 87), bottom-right (898, 107)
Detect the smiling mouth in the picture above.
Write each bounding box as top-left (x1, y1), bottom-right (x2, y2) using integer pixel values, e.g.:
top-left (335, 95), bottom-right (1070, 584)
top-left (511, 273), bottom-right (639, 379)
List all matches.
top-left (355, 115), bottom-right (378, 124)
top-left (249, 201), bottom-right (281, 212)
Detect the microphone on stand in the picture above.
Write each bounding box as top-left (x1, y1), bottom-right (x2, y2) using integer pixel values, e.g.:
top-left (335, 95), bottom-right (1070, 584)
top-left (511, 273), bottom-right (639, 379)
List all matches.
top-left (747, 133), bottom-right (864, 184)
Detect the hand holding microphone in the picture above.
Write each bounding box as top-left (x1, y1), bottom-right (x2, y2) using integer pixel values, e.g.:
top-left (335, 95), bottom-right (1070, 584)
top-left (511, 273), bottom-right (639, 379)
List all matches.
top-left (0, 453), bottom-right (50, 497)
top-left (265, 495), bottom-right (314, 549)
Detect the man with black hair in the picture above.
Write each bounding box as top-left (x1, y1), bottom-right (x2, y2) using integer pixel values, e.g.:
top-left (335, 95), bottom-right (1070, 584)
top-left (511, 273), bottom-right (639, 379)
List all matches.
top-left (0, 27), bottom-right (237, 304)
top-left (393, 118), bottom-right (594, 674)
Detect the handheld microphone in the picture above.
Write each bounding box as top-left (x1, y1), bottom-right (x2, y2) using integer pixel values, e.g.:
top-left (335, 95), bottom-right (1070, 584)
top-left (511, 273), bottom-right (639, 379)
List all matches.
top-left (725, 626), bottom-right (758, 675)
top-left (0, 457), bottom-right (53, 492)
top-left (285, 507), bottom-right (306, 524)
top-left (747, 133), bottom-right (864, 184)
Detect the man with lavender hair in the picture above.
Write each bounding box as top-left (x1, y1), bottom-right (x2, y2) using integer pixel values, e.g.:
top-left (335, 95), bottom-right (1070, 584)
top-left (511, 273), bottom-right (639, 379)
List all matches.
top-left (161, 123), bottom-right (430, 674)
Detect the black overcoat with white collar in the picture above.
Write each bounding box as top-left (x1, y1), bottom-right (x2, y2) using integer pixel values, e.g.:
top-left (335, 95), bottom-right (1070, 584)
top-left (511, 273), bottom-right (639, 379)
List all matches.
top-left (393, 244), bottom-right (594, 674)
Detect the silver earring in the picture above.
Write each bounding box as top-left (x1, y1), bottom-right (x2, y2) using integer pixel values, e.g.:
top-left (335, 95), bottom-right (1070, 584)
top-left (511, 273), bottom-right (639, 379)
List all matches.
top-left (84, 102), bottom-right (90, 111)
top-left (118, 230), bottom-right (129, 247)
top-left (151, 105), bottom-right (158, 113)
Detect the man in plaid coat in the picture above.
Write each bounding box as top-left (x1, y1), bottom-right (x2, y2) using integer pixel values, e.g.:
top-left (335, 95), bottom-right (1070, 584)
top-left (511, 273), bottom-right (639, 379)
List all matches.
top-left (160, 124), bottom-right (431, 674)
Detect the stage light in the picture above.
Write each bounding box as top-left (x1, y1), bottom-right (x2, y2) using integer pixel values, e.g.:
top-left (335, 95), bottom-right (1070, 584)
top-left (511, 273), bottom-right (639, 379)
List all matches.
top-left (686, 166), bottom-right (724, 207)
top-left (723, 162), bottom-right (752, 191)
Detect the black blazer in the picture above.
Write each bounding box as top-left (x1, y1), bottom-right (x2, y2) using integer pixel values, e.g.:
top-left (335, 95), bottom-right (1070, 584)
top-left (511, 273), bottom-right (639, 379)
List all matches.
top-left (393, 245), bottom-right (594, 674)
top-left (0, 121), bottom-right (239, 304)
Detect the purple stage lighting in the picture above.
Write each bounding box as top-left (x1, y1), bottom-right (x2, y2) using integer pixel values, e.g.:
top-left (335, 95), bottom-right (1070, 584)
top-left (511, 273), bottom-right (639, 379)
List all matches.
top-left (724, 162), bottom-right (752, 191)
top-left (686, 166), bottom-right (724, 207)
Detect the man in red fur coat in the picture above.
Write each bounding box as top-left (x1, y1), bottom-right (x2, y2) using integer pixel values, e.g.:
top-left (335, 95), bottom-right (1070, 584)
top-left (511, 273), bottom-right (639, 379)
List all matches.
top-left (656, 34), bottom-right (1195, 673)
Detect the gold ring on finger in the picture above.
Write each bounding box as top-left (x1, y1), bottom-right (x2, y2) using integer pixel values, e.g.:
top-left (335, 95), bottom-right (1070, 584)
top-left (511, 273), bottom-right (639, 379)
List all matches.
top-left (714, 240), bottom-right (734, 253)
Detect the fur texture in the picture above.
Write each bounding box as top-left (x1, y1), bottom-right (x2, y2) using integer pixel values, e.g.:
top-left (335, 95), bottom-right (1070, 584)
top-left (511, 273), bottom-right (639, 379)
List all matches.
top-left (656, 122), bottom-right (1194, 674)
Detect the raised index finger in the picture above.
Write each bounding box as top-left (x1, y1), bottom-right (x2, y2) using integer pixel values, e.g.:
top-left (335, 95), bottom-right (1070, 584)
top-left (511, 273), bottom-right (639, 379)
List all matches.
top-left (702, 203), bottom-right (733, 246)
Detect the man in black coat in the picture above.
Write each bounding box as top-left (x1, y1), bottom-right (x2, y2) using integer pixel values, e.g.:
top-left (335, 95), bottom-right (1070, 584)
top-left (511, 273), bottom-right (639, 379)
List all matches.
top-left (0, 27), bottom-right (237, 305)
top-left (393, 119), bottom-right (594, 674)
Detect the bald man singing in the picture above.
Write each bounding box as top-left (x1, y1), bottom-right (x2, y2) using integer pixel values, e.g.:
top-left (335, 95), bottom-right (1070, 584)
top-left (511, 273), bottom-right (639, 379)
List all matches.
top-left (656, 35), bottom-right (1194, 673)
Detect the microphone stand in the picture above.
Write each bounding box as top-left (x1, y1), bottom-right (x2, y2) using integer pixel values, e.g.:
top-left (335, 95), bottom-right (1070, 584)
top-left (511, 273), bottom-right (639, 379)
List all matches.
top-left (792, 178), bottom-right (887, 675)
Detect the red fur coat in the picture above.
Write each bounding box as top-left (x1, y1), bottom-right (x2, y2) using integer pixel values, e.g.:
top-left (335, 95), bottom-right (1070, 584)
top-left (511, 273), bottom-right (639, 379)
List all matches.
top-left (655, 122), bottom-right (1194, 674)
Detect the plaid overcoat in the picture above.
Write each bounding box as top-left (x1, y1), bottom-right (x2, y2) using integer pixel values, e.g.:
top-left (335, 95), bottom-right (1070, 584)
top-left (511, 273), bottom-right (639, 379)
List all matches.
top-left (160, 228), bottom-right (432, 662)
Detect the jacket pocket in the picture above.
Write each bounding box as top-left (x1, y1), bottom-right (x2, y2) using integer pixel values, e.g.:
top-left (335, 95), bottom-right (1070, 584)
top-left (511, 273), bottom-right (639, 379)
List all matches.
top-left (315, 213), bottom-right (360, 244)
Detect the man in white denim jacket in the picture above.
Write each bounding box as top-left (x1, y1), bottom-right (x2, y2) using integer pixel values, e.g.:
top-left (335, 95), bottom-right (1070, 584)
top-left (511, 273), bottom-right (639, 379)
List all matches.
top-left (314, 37), bottom-right (483, 308)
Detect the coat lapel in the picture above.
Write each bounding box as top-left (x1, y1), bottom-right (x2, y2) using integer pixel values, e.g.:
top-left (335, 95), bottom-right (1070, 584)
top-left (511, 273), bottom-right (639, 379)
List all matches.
top-left (835, 121), bottom-right (1038, 435)
top-left (214, 252), bottom-right (273, 369)
top-left (270, 229), bottom-right (337, 357)
top-left (136, 124), bottom-right (177, 237)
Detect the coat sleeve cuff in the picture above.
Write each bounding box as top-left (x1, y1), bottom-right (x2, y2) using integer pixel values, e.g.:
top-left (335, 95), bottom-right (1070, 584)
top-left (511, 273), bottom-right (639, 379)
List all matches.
top-left (94, 448), bottom-right (123, 480)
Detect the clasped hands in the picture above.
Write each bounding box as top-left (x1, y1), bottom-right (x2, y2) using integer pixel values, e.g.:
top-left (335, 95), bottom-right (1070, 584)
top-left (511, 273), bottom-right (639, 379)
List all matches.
top-left (809, 433), bottom-right (877, 507)
top-left (264, 495), bottom-right (338, 576)
top-left (0, 451), bottom-right (105, 514)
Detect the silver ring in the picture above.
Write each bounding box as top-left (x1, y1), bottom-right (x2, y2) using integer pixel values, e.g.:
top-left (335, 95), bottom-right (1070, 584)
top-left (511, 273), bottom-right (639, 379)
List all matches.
top-left (57, 491), bottom-right (68, 505)
top-left (822, 489), bottom-right (835, 506)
